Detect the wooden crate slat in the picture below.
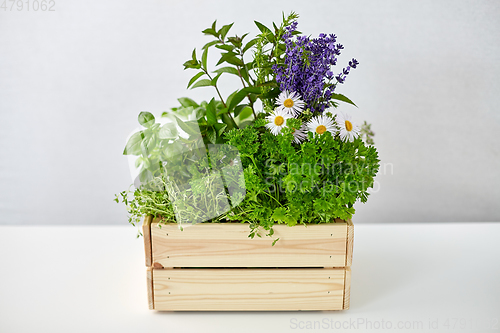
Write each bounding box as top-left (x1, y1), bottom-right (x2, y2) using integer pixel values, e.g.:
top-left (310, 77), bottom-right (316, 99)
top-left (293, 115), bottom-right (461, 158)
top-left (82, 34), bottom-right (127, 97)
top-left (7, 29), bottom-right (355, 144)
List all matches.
top-left (346, 219), bottom-right (354, 267)
top-left (142, 216), bottom-right (152, 267)
top-left (151, 222), bottom-right (348, 268)
top-left (153, 268), bottom-right (346, 311)
top-left (343, 267), bottom-right (351, 310)
top-left (146, 267), bottom-right (154, 310)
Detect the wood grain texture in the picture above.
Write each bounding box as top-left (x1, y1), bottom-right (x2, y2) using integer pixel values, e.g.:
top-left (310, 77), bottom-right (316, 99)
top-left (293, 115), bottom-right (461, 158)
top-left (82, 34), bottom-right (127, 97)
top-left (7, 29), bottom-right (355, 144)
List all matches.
top-left (153, 268), bottom-right (346, 311)
top-left (142, 216), bottom-right (152, 267)
top-left (343, 267), bottom-right (351, 310)
top-left (151, 222), bottom-right (348, 268)
top-left (346, 219), bottom-right (354, 267)
top-left (146, 267), bottom-right (154, 310)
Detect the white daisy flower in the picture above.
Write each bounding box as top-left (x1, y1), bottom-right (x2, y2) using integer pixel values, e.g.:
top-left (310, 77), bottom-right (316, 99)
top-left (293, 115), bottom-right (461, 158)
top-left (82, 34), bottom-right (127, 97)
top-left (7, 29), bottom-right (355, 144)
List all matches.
top-left (307, 115), bottom-right (337, 136)
top-left (276, 90), bottom-right (305, 116)
top-left (337, 112), bottom-right (360, 142)
top-left (265, 108), bottom-right (291, 136)
top-left (291, 125), bottom-right (308, 144)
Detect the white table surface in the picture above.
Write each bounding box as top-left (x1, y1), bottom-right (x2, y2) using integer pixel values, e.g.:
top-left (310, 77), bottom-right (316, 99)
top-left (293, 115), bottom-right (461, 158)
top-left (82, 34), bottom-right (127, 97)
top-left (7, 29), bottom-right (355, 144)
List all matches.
top-left (0, 223), bottom-right (499, 333)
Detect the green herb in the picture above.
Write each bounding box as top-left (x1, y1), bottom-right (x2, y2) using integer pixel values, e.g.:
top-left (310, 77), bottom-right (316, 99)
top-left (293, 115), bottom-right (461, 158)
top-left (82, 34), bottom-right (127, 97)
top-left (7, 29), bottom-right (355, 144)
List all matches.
top-left (116, 13), bottom-right (380, 243)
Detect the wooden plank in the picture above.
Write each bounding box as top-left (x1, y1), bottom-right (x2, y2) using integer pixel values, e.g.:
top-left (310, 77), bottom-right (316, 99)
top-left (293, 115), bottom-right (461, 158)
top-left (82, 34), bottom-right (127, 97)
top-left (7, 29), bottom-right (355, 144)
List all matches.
top-left (146, 267), bottom-right (154, 310)
top-left (346, 219), bottom-right (354, 267)
top-left (343, 267), bottom-right (351, 310)
top-left (142, 216), bottom-right (153, 267)
top-left (153, 268), bottom-right (346, 311)
top-left (151, 222), bottom-right (348, 268)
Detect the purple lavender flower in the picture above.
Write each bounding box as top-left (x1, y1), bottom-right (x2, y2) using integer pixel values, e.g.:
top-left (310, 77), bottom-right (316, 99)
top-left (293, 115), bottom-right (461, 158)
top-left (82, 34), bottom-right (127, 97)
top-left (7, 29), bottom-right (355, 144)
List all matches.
top-left (272, 22), bottom-right (358, 113)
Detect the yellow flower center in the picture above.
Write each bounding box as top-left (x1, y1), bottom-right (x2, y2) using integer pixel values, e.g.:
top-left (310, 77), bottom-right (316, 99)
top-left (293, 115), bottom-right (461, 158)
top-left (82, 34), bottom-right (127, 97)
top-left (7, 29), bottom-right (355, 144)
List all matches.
top-left (345, 120), bottom-right (353, 132)
top-left (283, 98), bottom-right (294, 108)
top-left (274, 115), bottom-right (285, 126)
top-left (316, 125), bottom-right (327, 135)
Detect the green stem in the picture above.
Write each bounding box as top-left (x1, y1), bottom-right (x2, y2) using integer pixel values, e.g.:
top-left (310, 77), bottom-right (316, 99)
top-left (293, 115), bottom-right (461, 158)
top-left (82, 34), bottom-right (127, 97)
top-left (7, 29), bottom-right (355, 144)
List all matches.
top-left (203, 69), bottom-right (238, 128)
top-left (261, 188), bottom-right (283, 206)
top-left (236, 51), bottom-right (258, 120)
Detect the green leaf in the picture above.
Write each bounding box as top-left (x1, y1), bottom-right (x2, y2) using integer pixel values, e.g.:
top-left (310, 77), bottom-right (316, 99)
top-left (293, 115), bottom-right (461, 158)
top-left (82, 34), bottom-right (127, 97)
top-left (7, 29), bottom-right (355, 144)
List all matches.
top-left (331, 93), bottom-right (357, 107)
top-left (233, 104), bottom-right (248, 117)
top-left (202, 40), bottom-right (220, 50)
top-left (226, 90), bottom-right (238, 108)
top-left (169, 106), bottom-right (194, 119)
top-left (227, 36), bottom-right (242, 48)
top-left (243, 86), bottom-right (262, 94)
top-left (285, 215), bottom-right (297, 226)
top-left (254, 21), bottom-right (275, 42)
top-left (177, 97), bottom-right (199, 108)
top-left (216, 52), bottom-right (244, 67)
top-left (213, 123), bottom-right (227, 136)
top-left (213, 66), bottom-right (240, 76)
top-left (225, 56), bottom-right (244, 67)
top-left (138, 111), bottom-right (155, 128)
top-left (211, 73), bottom-right (222, 86)
top-left (202, 28), bottom-right (218, 37)
top-left (216, 51), bottom-right (234, 66)
top-left (216, 107), bottom-right (228, 116)
top-left (193, 106), bottom-right (206, 120)
top-left (215, 44), bottom-right (235, 52)
top-left (183, 59), bottom-right (200, 70)
top-left (201, 47), bottom-right (208, 71)
top-left (256, 80), bottom-right (278, 87)
top-left (138, 169), bottom-right (153, 183)
top-left (187, 72), bottom-right (205, 88)
top-left (191, 48), bottom-right (197, 61)
top-left (190, 79), bottom-right (213, 89)
top-left (254, 21), bottom-right (271, 34)
top-left (220, 113), bottom-right (236, 130)
top-left (158, 123), bottom-right (178, 139)
top-left (206, 126), bottom-right (216, 144)
top-left (313, 198), bottom-right (330, 211)
top-left (174, 116), bottom-right (200, 136)
top-left (271, 207), bottom-right (287, 222)
top-left (239, 66), bottom-right (249, 83)
top-left (206, 98), bottom-right (217, 125)
top-left (228, 87), bottom-right (261, 111)
top-left (123, 131), bottom-right (145, 155)
top-left (227, 90), bottom-right (248, 112)
top-left (218, 23), bottom-right (234, 41)
top-left (242, 38), bottom-right (258, 54)
top-left (261, 87), bottom-right (281, 99)
top-left (238, 106), bottom-right (253, 121)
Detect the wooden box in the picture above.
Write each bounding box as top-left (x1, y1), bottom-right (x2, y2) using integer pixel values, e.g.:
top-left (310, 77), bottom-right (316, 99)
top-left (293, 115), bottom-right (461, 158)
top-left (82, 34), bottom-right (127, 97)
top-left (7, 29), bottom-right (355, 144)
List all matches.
top-left (142, 216), bottom-right (353, 311)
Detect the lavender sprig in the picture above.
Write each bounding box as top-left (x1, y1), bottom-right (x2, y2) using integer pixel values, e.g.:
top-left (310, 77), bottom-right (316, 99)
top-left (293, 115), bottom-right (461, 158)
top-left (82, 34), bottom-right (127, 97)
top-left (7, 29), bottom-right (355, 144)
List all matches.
top-left (272, 22), bottom-right (358, 113)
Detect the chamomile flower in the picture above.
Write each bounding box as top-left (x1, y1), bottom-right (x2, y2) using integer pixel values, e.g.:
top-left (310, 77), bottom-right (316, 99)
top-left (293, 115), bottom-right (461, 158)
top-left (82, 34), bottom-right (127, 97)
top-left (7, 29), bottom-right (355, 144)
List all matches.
top-left (265, 108), bottom-right (291, 136)
top-left (291, 125), bottom-right (308, 144)
top-left (306, 115), bottom-right (337, 136)
top-left (336, 112), bottom-right (360, 142)
top-left (277, 90), bottom-right (305, 116)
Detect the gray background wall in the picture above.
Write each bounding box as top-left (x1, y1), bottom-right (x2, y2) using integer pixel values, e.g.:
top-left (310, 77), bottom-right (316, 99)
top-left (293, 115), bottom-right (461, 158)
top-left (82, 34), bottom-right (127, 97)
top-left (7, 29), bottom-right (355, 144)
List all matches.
top-left (1, 0), bottom-right (499, 225)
